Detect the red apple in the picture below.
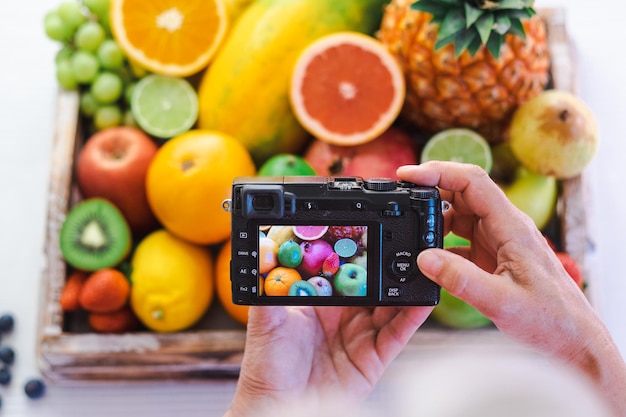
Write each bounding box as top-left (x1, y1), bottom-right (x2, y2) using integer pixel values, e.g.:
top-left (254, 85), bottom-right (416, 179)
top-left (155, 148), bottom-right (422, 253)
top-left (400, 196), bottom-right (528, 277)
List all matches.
top-left (76, 127), bottom-right (159, 236)
top-left (303, 127), bottom-right (419, 179)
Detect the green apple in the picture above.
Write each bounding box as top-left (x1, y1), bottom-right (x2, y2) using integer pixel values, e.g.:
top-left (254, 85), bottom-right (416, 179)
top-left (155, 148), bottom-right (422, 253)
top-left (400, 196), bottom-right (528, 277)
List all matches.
top-left (258, 153), bottom-right (316, 176)
top-left (334, 263), bottom-right (367, 296)
top-left (500, 167), bottom-right (557, 230)
top-left (432, 289), bottom-right (492, 329)
top-left (509, 90), bottom-right (599, 179)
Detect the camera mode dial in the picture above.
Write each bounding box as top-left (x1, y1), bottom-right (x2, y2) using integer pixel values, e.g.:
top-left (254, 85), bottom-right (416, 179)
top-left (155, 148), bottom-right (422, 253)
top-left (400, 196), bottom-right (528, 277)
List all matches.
top-left (409, 187), bottom-right (439, 200)
top-left (364, 178), bottom-right (397, 192)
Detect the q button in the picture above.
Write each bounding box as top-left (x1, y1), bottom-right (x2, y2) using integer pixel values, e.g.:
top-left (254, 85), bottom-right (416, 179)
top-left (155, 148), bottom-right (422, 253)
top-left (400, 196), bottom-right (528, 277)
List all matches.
top-left (352, 201), bottom-right (366, 210)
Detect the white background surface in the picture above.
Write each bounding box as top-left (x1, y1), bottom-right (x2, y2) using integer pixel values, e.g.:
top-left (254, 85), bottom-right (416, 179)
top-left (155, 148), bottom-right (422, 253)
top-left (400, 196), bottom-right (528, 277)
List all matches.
top-left (1, 1), bottom-right (625, 416)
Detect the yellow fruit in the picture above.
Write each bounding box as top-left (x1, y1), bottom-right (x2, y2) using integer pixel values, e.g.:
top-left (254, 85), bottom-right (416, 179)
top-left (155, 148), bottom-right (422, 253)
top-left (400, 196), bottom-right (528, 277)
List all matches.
top-left (130, 229), bottom-right (214, 332)
top-left (197, 0), bottom-right (389, 165)
top-left (146, 130), bottom-right (256, 245)
top-left (110, 0), bottom-right (228, 77)
top-left (216, 240), bottom-right (249, 325)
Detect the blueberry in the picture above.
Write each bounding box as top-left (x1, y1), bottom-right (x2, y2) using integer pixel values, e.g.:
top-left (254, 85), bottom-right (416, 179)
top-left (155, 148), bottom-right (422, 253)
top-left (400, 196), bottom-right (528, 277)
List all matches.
top-left (0, 314), bottom-right (14, 334)
top-left (0, 346), bottom-right (15, 365)
top-left (0, 366), bottom-right (11, 386)
top-left (24, 379), bottom-right (46, 399)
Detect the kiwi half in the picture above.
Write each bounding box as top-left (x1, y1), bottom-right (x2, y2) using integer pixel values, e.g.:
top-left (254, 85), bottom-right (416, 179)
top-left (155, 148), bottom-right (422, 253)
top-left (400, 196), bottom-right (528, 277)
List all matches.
top-left (288, 280), bottom-right (318, 296)
top-left (60, 198), bottom-right (132, 271)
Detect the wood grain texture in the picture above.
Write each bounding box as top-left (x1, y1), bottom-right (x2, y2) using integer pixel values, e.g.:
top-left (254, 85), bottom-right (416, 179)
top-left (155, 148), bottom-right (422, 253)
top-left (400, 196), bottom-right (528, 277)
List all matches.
top-left (36, 8), bottom-right (590, 384)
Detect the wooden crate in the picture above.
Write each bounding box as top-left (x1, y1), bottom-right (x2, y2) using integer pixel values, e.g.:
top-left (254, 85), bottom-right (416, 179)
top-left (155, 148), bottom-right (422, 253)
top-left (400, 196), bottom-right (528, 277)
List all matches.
top-left (37, 8), bottom-right (593, 383)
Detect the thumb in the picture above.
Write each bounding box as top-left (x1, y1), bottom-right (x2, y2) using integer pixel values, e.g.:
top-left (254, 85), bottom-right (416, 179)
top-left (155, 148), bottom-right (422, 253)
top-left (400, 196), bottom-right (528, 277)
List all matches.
top-left (417, 249), bottom-right (507, 312)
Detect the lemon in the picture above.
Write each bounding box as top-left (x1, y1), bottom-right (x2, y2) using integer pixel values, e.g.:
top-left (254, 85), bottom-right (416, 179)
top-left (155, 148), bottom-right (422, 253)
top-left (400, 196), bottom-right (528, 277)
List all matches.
top-left (420, 128), bottom-right (493, 173)
top-left (130, 229), bottom-right (214, 332)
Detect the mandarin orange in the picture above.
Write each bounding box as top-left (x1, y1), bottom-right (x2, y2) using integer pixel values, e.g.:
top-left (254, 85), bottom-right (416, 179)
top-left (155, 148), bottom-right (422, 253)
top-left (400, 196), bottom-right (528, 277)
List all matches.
top-left (264, 267), bottom-right (302, 296)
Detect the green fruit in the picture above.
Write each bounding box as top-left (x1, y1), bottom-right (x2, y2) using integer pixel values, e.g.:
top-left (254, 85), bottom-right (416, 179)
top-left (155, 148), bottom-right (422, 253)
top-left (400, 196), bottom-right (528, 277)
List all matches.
top-left (258, 154), bottom-right (316, 176)
top-left (197, 0), bottom-right (389, 165)
top-left (277, 239), bottom-right (303, 267)
top-left (288, 280), bottom-right (318, 296)
top-left (500, 167), bottom-right (558, 230)
top-left (431, 289), bottom-right (492, 329)
top-left (443, 232), bottom-right (470, 248)
top-left (59, 198), bottom-right (132, 271)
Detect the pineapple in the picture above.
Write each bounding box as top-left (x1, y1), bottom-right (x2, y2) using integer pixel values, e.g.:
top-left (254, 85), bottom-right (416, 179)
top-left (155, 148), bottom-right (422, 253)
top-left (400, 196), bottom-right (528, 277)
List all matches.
top-left (377, 0), bottom-right (550, 142)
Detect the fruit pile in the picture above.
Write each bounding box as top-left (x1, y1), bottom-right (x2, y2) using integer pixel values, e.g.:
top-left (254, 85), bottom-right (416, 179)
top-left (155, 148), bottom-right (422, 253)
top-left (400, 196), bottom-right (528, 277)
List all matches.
top-left (45, 0), bottom-right (597, 333)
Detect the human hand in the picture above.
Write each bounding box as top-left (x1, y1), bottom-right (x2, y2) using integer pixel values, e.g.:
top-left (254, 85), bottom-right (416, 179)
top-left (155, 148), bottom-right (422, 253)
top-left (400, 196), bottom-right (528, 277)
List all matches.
top-left (397, 161), bottom-right (626, 416)
top-left (225, 304), bottom-right (432, 417)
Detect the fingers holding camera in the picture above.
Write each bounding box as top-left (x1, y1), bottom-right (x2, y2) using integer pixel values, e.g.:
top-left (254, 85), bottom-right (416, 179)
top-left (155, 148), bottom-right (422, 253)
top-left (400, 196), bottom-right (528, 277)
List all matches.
top-left (397, 161), bottom-right (524, 239)
top-left (416, 249), bottom-right (512, 317)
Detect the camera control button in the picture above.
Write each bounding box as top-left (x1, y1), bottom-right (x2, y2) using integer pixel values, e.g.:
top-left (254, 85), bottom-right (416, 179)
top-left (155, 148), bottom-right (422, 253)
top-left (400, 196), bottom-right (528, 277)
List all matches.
top-left (302, 201), bottom-right (318, 210)
top-left (352, 201), bottom-right (366, 210)
top-left (425, 214), bottom-right (436, 228)
top-left (383, 201), bottom-right (402, 217)
top-left (423, 231), bottom-right (436, 245)
top-left (391, 255), bottom-right (413, 277)
top-left (364, 178), bottom-right (396, 191)
top-left (387, 287), bottom-right (401, 297)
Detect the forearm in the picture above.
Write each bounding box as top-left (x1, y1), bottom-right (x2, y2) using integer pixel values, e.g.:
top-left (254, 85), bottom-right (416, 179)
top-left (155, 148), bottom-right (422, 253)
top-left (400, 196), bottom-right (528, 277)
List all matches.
top-left (557, 313), bottom-right (626, 417)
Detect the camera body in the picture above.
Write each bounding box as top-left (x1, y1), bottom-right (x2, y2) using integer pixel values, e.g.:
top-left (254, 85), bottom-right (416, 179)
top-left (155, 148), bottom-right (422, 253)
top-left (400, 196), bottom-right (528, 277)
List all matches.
top-left (224, 176), bottom-right (443, 306)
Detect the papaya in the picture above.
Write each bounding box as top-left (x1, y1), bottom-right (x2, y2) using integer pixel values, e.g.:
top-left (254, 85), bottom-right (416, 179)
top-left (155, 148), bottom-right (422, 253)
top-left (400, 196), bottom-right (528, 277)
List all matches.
top-left (197, 0), bottom-right (389, 166)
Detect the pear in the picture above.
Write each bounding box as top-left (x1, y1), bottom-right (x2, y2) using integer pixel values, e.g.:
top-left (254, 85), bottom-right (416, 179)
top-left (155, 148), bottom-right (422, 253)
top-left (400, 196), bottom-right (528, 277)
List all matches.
top-left (509, 90), bottom-right (599, 179)
top-left (500, 167), bottom-right (558, 230)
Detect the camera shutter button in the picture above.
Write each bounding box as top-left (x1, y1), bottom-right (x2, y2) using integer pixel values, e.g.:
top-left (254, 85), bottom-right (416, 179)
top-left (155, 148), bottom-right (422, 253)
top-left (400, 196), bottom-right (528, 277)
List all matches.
top-left (364, 178), bottom-right (397, 191)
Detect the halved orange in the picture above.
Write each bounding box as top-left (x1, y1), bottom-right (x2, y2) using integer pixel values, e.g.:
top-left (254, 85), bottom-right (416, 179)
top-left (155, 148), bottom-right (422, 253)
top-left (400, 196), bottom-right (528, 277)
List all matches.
top-left (110, 0), bottom-right (228, 77)
top-left (290, 31), bottom-right (405, 146)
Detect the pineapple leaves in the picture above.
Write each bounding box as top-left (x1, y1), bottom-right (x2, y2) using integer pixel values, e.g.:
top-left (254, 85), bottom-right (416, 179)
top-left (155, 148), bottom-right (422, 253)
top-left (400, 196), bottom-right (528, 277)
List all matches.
top-left (494, 0), bottom-right (534, 9)
top-left (475, 13), bottom-right (494, 45)
top-left (438, 8), bottom-right (466, 40)
top-left (494, 15), bottom-right (511, 35)
top-left (509, 18), bottom-right (527, 39)
top-left (454, 28), bottom-right (478, 57)
top-left (409, 0), bottom-right (448, 18)
top-left (486, 32), bottom-right (505, 59)
top-left (411, 0), bottom-right (536, 59)
top-left (464, 3), bottom-right (483, 27)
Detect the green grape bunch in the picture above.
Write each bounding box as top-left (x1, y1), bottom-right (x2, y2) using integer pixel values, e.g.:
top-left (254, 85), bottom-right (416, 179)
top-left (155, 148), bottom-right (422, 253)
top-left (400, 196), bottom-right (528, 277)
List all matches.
top-left (44, 0), bottom-right (147, 131)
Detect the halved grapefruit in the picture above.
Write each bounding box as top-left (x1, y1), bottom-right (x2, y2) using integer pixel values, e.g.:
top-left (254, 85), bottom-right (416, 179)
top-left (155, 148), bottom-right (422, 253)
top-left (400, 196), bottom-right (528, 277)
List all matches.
top-left (293, 225), bottom-right (329, 241)
top-left (290, 31), bottom-right (405, 146)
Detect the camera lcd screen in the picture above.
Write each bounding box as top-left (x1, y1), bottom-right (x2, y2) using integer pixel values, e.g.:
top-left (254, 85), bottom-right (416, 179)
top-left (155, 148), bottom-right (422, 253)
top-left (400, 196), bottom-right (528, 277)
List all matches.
top-left (258, 225), bottom-right (368, 297)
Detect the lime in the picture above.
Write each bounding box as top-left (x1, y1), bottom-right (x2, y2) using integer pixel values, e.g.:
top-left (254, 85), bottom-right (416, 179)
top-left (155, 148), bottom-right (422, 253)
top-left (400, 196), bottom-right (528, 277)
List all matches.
top-left (334, 238), bottom-right (357, 258)
top-left (258, 154), bottom-right (317, 176)
top-left (131, 74), bottom-right (198, 139)
top-left (420, 128), bottom-right (493, 173)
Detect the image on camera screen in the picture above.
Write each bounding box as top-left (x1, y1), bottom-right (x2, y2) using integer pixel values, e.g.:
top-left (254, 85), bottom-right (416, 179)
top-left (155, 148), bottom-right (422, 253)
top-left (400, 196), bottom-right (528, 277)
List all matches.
top-left (258, 225), bottom-right (368, 297)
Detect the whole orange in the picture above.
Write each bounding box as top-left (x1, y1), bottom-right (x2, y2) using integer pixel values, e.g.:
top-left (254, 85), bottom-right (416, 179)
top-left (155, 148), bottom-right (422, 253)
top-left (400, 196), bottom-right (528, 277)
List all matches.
top-left (146, 130), bottom-right (256, 245)
top-left (264, 267), bottom-right (302, 296)
top-left (216, 240), bottom-right (249, 326)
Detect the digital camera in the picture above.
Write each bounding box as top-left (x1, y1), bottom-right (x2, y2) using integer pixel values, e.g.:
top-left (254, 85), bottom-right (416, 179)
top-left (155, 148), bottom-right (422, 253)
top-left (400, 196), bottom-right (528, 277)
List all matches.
top-left (222, 176), bottom-right (443, 306)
